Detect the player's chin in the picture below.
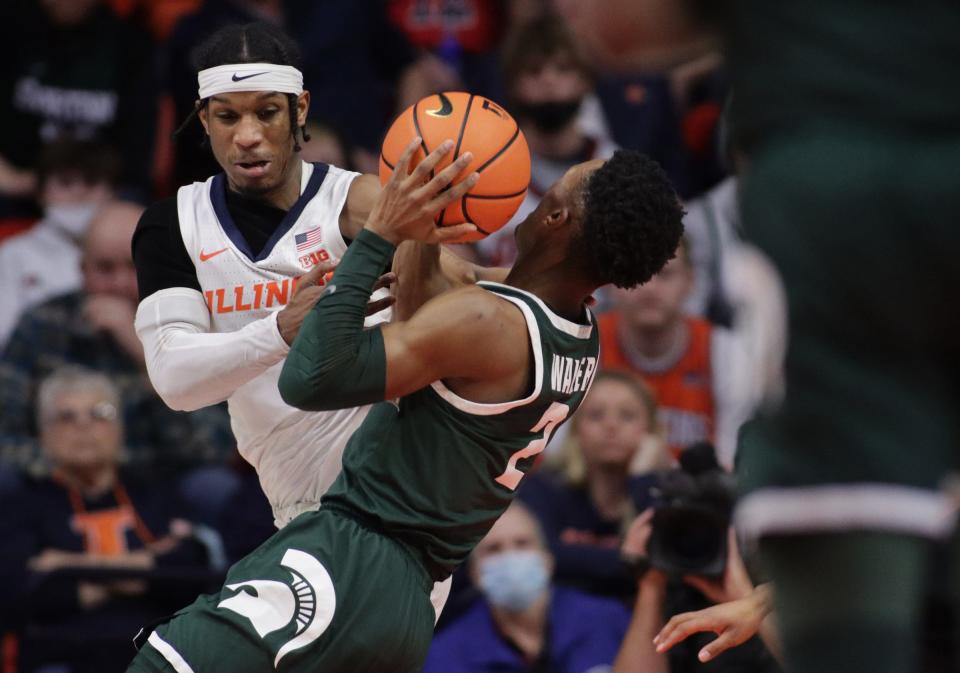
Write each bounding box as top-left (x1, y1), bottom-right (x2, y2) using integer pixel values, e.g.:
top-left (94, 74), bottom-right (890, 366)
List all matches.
top-left (231, 160), bottom-right (273, 182)
top-left (229, 163), bottom-right (279, 193)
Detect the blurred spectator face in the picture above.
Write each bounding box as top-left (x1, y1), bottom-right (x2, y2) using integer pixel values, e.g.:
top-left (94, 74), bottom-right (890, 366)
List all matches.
top-left (610, 245), bottom-right (692, 332)
top-left (36, 140), bottom-right (120, 237)
top-left (40, 0), bottom-right (102, 27)
top-left (470, 504), bottom-right (553, 612)
top-left (554, 0), bottom-right (709, 73)
top-left (503, 17), bottom-right (592, 135)
top-left (511, 52), bottom-right (590, 134)
top-left (201, 91), bottom-right (309, 197)
top-left (41, 388), bottom-right (121, 474)
top-left (42, 172), bottom-right (114, 238)
top-left (513, 52), bottom-right (590, 106)
top-left (574, 376), bottom-right (652, 469)
top-left (81, 202), bottom-right (141, 303)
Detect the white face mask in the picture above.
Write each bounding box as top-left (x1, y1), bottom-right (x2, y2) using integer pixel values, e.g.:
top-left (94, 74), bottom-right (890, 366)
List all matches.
top-left (478, 549), bottom-right (550, 612)
top-left (45, 203), bottom-right (98, 238)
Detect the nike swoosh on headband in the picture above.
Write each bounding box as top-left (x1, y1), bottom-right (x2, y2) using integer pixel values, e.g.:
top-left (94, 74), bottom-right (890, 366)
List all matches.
top-left (232, 72), bottom-right (268, 82)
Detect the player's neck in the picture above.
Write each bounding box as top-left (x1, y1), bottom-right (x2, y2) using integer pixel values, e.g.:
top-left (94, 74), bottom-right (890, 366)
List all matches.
top-left (506, 265), bottom-right (592, 323)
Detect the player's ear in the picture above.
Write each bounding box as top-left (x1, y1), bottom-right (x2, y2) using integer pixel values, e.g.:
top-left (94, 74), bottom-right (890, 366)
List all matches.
top-left (545, 207), bottom-right (570, 230)
top-left (296, 91), bottom-right (310, 128)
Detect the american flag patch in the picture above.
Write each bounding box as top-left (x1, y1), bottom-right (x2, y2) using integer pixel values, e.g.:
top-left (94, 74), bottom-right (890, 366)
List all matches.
top-left (295, 227), bottom-right (323, 252)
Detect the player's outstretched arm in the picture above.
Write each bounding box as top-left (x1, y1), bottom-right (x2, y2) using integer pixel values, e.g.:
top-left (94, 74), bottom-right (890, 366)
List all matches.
top-left (136, 259), bottom-right (394, 412)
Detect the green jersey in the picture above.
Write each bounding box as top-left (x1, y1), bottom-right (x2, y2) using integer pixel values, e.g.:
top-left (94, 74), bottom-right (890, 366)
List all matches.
top-left (726, 0), bottom-right (960, 151)
top-left (323, 281), bottom-right (600, 580)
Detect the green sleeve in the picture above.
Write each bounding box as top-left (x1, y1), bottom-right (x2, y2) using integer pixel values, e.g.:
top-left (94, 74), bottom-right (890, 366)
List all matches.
top-left (278, 229), bottom-right (394, 411)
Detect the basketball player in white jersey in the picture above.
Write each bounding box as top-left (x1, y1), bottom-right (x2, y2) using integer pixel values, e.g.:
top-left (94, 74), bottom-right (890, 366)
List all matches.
top-left (132, 23), bottom-right (482, 617)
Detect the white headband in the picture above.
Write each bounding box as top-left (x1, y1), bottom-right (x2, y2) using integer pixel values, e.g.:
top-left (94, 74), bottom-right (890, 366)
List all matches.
top-left (198, 63), bottom-right (303, 99)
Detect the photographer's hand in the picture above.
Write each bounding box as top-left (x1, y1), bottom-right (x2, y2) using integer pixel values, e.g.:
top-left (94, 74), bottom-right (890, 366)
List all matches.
top-left (681, 528), bottom-right (753, 604)
top-left (653, 583), bottom-right (776, 662)
top-left (621, 508), bottom-right (670, 585)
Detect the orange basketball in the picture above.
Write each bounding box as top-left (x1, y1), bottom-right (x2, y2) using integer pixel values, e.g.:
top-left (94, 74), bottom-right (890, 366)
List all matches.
top-left (379, 91), bottom-right (530, 243)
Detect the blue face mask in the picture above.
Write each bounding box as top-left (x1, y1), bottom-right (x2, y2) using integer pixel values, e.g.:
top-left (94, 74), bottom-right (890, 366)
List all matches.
top-left (478, 549), bottom-right (550, 612)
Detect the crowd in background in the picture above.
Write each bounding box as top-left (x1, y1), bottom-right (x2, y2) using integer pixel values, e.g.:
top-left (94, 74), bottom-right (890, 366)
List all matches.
top-left (0, 1), bottom-right (785, 672)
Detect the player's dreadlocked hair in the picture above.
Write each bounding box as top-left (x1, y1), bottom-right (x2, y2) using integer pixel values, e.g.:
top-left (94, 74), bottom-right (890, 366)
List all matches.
top-left (576, 150), bottom-right (685, 289)
top-left (174, 23), bottom-right (311, 151)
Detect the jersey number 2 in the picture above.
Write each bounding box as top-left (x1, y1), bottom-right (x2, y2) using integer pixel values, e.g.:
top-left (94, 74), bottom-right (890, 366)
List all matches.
top-left (495, 402), bottom-right (570, 491)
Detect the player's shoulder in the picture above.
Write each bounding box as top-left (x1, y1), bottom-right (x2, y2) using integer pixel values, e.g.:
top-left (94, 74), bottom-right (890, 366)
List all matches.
top-left (136, 196), bottom-right (180, 235)
top-left (133, 196), bottom-right (181, 254)
top-left (436, 283), bottom-right (526, 327)
top-left (341, 171), bottom-right (379, 209)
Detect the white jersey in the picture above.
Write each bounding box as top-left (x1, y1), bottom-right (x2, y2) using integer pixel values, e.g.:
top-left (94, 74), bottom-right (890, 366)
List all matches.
top-left (177, 162), bottom-right (385, 526)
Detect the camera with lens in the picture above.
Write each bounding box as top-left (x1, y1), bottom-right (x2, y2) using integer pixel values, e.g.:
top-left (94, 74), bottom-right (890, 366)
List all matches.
top-left (647, 442), bottom-right (737, 578)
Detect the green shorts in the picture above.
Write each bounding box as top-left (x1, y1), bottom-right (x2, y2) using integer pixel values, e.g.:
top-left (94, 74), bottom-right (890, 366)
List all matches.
top-left (735, 130), bottom-right (960, 541)
top-left (127, 507), bottom-right (435, 673)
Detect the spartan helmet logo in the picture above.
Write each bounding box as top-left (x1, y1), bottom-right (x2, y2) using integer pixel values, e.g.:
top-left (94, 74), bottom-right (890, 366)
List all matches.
top-left (218, 549), bottom-right (336, 668)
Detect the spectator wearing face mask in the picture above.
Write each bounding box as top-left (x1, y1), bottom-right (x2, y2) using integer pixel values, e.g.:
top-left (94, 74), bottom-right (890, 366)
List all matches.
top-left (0, 140), bottom-right (119, 348)
top-left (474, 14), bottom-right (618, 267)
top-left (422, 501), bottom-right (630, 673)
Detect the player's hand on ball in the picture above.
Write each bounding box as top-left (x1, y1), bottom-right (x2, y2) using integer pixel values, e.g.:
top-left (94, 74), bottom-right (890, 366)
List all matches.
top-left (278, 260), bottom-right (396, 344)
top-left (366, 137), bottom-right (479, 245)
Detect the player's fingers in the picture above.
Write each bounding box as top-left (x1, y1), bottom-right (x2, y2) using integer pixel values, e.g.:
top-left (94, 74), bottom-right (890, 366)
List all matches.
top-left (407, 140), bottom-right (454, 187)
top-left (429, 223), bottom-right (477, 244)
top-left (293, 285), bottom-right (326, 306)
top-left (416, 151), bottom-right (473, 200)
top-left (426, 172), bottom-right (479, 212)
top-left (654, 613), bottom-right (705, 652)
top-left (392, 137), bottom-right (423, 182)
top-left (373, 271), bottom-right (397, 292)
top-left (297, 260), bottom-right (338, 292)
top-left (698, 628), bottom-right (744, 662)
top-left (653, 613), bottom-right (687, 648)
top-left (365, 295), bottom-right (396, 317)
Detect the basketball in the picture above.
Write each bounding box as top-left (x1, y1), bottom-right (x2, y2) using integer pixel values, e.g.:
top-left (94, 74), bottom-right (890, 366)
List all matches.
top-left (379, 91), bottom-right (531, 243)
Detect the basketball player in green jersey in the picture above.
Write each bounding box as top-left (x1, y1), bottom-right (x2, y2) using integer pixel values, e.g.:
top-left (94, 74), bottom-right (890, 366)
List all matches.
top-left (125, 140), bottom-right (683, 673)
top-left (556, 3), bottom-right (960, 673)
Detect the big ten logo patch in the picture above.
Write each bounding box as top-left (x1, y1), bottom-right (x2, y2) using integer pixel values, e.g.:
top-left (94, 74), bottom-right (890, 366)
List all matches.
top-left (299, 247), bottom-right (331, 270)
